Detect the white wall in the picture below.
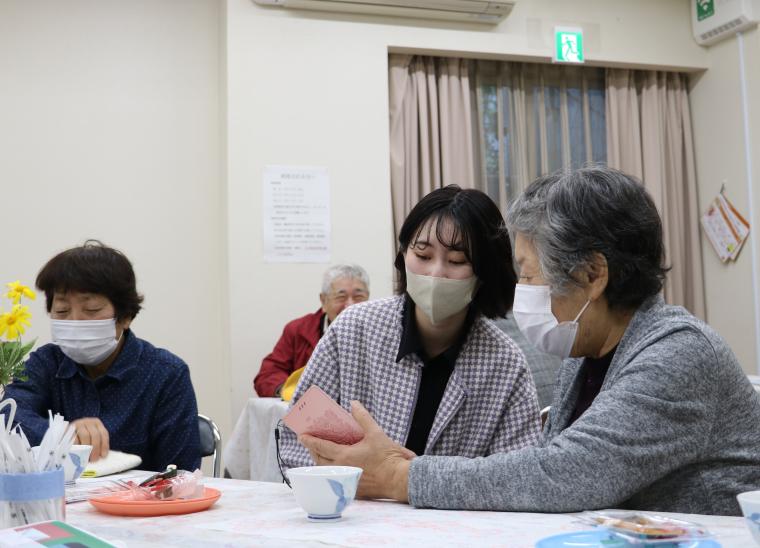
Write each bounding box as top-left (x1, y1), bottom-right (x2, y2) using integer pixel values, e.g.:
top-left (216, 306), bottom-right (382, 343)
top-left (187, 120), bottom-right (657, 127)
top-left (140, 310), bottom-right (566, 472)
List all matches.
top-left (225, 0), bottom-right (710, 421)
top-left (0, 0), bottom-right (231, 469)
top-left (690, 27), bottom-right (760, 374)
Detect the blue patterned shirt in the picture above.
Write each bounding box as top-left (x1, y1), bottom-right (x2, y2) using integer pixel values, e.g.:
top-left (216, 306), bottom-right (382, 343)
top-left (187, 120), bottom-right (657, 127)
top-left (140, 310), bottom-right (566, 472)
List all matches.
top-left (2, 330), bottom-right (200, 472)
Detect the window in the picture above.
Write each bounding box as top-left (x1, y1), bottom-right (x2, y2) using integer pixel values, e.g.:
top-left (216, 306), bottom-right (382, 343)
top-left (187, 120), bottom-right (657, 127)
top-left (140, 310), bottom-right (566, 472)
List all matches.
top-left (474, 62), bottom-right (606, 209)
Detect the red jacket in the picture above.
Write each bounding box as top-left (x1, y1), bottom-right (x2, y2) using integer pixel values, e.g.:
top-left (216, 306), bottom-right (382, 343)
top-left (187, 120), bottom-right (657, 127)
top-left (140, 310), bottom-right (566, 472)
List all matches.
top-left (253, 308), bottom-right (324, 397)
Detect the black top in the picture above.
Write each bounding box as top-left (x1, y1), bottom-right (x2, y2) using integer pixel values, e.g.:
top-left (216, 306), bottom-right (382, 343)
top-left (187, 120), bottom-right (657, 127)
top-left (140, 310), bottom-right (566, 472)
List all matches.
top-left (568, 345), bottom-right (618, 425)
top-left (397, 295), bottom-right (475, 455)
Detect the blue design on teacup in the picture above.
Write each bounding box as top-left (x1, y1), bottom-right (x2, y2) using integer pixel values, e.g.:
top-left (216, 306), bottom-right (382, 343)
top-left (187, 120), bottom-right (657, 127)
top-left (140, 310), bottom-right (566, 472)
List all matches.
top-left (328, 479), bottom-right (348, 515)
top-left (70, 453), bottom-right (84, 479)
top-left (746, 512), bottom-right (760, 539)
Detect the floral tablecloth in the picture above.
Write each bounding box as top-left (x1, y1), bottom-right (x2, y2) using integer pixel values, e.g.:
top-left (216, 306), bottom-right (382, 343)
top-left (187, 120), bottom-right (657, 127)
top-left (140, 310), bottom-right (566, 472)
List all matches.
top-left (65, 477), bottom-right (755, 547)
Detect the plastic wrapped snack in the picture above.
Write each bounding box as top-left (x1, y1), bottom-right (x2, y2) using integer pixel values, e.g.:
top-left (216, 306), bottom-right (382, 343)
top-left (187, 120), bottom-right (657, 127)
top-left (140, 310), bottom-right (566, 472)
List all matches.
top-left (118, 467), bottom-right (204, 501)
top-left (577, 510), bottom-right (713, 544)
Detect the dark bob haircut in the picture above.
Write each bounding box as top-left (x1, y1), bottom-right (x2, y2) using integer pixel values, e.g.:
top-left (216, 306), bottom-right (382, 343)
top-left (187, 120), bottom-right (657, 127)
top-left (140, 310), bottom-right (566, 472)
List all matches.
top-left (36, 240), bottom-right (144, 321)
top-left (394, 185), bottom-right (516, 319)
top-left (506, 166), bottom-right (668, 311)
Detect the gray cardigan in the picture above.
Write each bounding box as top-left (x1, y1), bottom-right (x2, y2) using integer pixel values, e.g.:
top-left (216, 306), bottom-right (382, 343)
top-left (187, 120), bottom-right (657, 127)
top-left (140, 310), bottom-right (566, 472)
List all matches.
top-left (408, 295), bottom-right (760, 515)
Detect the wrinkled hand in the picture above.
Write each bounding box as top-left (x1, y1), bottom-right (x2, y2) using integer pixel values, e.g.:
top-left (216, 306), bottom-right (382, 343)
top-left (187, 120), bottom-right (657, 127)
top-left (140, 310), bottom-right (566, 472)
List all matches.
top-left (72, 417), bottom-right (110, 462)
top-left (299, 401), bottom-right (414, 502)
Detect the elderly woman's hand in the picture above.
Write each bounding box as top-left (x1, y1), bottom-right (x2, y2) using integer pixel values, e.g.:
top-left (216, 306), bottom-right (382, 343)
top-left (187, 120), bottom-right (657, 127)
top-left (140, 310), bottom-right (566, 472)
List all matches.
top-left (299, 401), bottom-right (415, 502)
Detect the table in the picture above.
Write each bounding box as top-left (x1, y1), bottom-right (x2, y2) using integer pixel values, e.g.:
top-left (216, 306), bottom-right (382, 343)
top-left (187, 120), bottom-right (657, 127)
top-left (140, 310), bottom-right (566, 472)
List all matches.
top-left (749, 375), bottom-right (760, 393)
top-left (223, 397), bottom-right (289, 482)
top-left (65, 477), bottom-right (755, 547)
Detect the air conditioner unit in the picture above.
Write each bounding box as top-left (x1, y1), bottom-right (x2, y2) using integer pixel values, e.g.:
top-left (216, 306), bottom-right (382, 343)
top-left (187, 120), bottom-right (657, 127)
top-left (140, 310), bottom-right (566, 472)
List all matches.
top-left (253, 0), bottom-right (515, 24)
top-left (691, 0), bottom-right (760, 45)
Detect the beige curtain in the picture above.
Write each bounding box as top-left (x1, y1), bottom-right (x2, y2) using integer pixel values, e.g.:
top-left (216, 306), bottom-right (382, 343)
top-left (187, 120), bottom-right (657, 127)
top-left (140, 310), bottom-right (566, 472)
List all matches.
top-left (606, 69), bottom-right (706, 318)
top-left (388, 55), bottom-right (476, 239)
top-left (472, 62), bottom-right (606, 212)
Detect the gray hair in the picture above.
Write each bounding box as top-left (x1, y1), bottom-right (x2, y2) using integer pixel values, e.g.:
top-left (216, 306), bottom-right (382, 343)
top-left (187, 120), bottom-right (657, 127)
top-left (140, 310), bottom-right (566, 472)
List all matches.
top-left (321, 264), bottom-right (370, 295)
top-left (505, 166), bottom-right (667, 310)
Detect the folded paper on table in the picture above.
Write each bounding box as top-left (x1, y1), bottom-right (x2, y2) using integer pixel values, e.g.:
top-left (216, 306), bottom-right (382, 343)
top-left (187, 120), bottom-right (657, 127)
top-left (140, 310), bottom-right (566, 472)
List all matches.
top-left (82, 451), bottom-right (142, 478)
top-left (0, 520), bottom-right (116, 547)
top-left (65, 471), bottom-right (145, 504)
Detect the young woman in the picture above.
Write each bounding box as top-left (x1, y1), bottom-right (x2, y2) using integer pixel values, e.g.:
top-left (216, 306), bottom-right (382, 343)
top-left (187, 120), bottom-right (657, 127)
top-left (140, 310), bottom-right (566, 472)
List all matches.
top-left (3, 240), bottom-right (200, 472)
top-left (279, 185), bottom-right (541, 468)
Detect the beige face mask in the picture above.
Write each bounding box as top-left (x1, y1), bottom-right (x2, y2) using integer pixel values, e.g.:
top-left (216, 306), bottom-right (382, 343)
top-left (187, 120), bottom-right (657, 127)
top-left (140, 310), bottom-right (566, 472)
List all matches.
top-left (405, 268), bottom-right (478, 325)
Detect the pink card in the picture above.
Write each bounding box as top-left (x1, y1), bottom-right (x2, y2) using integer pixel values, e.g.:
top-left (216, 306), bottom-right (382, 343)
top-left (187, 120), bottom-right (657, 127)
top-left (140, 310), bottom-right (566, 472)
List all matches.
top-left (283, 385), bottom-right (364, 445)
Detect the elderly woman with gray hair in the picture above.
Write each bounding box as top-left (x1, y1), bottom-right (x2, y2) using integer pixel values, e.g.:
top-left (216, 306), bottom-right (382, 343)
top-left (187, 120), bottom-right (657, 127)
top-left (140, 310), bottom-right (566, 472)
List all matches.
top-left (300, 166), bottom-right (760, 516)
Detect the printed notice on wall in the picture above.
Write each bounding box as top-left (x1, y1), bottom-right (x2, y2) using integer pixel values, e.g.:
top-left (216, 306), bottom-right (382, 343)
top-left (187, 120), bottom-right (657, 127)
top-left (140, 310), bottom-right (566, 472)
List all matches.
top-left (701, 189), bottom-right (750, 263)
top-left (263, 165), bottom-right (331, 263)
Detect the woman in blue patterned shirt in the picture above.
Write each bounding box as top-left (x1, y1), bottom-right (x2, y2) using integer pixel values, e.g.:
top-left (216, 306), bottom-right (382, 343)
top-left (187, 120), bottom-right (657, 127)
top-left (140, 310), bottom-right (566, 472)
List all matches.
top-left (3, 240), bottom-right (200, 472)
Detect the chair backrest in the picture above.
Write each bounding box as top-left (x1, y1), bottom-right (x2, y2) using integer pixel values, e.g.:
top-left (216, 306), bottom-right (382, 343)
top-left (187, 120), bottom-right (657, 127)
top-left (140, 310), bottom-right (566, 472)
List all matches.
top-left (540, 405), bottom-right (551, 427)
top-left (198, 414), bottom-right (222, 478)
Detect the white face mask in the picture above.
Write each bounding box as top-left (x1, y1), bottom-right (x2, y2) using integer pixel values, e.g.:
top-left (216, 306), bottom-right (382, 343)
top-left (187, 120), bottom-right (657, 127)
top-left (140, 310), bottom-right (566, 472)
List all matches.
top-left (51, 319), bottom-right (120, 366)
top-left (512, 284), bottom-right (590, 359)
top-left (406, 268), bottom-right (477, 325)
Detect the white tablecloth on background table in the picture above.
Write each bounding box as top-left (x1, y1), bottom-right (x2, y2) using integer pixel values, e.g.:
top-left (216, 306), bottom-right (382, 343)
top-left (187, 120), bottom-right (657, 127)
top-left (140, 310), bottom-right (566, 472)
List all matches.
top-left (223, 397), bottom-right (289, 482)
top-left (65, 476), bottom-right (755, 547)
top-left (748, 374), bottom-right (760, 392)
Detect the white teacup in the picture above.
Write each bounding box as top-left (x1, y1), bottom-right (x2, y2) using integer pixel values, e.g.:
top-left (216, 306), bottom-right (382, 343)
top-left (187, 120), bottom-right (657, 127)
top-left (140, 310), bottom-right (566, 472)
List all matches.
top-left (738, 490), bottom-right (760, 546)
top-left (64, 444), bottom-right (92, 483)
top-left (33, 444), bottom-right (92, 484)
top-left (287, 466), bottom-right (362, 521)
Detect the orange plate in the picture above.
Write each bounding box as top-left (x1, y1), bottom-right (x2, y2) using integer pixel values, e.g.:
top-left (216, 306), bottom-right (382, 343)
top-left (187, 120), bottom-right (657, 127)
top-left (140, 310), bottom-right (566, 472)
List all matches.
top-left (88, 487), bottom-right (221, 517)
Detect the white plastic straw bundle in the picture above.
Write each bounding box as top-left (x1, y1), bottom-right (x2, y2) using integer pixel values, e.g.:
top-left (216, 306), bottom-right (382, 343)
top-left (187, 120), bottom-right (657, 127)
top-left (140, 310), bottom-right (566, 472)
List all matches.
top-left (0, 410), bottom-right (76, 526)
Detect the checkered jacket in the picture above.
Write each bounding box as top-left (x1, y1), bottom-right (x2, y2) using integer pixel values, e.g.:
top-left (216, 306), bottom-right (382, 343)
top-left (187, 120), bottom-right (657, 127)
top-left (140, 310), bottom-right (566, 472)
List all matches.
top-left (279, 296), bottom-right (541, 468)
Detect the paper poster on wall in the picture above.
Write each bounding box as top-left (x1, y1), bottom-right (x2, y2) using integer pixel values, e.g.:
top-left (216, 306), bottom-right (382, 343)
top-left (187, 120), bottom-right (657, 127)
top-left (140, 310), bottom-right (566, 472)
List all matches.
top-left (262, 165), bottom-right (331, 263)
top-left (700, 188), bottom-right (750, 263)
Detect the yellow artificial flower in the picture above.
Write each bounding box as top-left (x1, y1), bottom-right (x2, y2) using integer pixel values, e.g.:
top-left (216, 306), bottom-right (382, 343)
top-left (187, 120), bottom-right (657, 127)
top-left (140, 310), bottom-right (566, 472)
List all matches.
top-left (5, 281), bottom-right (36, 304)
top-left (0, 305), bottom-right (32, 339)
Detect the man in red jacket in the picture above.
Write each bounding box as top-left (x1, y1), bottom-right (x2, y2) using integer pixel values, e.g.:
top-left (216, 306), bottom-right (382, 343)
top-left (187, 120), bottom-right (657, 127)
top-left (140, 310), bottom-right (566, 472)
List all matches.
top-left (253, 264), bottom-right (370, 397)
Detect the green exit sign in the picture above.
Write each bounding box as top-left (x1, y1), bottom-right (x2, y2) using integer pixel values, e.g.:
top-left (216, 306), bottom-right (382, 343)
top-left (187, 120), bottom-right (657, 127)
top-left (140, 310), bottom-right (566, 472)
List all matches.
top-left (697, 0), bottom-right (714, 21)
top-left (554, 27), bottom-right (584, 64)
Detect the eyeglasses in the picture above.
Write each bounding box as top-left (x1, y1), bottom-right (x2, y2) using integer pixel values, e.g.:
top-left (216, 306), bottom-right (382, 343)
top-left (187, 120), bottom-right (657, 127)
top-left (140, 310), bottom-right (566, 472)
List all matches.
top-left (274, 420), bottom-right (292, 489)
top-left (329, 292), bottom-right (368, 304)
